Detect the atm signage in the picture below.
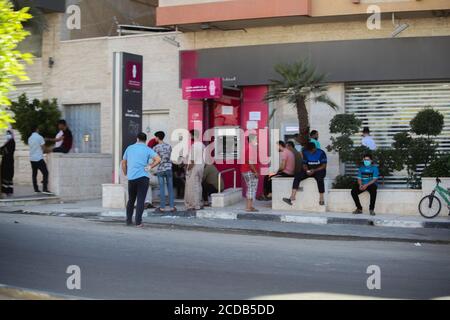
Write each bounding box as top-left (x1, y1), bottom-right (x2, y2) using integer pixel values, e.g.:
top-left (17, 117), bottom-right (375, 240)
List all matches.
top-left (182, 77), bottom-right (222, 100)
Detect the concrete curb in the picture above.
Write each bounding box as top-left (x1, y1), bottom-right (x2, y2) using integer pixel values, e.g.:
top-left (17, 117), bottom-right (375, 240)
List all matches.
top-left (193, 210), bottom-right (450, 230)
top-left (2, 207), bottom-right (449, 230)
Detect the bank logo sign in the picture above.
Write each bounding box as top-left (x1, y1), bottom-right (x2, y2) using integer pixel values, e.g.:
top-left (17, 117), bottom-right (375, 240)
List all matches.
top-left (125, 61), bottom-right (143, 90)
top-left (182, 77), bottom-right (222, 100)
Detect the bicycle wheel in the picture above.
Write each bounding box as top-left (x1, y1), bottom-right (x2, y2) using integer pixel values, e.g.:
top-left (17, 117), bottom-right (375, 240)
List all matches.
top-left (418, 195), bottom-right (441, 219)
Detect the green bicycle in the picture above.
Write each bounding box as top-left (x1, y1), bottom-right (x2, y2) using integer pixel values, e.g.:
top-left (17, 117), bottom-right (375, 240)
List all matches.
top-left (418, 178), bottom-right (450, 219)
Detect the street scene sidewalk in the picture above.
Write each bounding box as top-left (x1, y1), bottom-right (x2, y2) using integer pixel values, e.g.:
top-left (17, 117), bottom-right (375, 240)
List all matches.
top-left (1, 198), bottom-right (449, 244)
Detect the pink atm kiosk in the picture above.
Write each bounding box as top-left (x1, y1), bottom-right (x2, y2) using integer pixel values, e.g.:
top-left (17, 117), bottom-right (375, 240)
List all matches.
top-left (182, 78), bottom-right (269, 195)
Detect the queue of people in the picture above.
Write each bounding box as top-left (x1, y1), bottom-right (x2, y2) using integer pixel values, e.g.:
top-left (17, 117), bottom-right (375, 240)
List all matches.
top-left (0, 123), bottom-right (380, 221)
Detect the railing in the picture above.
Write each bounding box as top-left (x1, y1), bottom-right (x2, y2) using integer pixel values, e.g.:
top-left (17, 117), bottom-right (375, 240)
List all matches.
top-left (218, 168), bottom-right (237, 193)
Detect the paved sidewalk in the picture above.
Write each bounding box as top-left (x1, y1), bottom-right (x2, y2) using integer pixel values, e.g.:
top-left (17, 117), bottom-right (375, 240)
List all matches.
top-left (1, 198), bottom-right (449, 230)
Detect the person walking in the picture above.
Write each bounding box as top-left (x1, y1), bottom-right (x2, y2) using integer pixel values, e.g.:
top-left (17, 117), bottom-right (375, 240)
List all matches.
top-left (351, 154), bottom-right (379, 216)
top-left (122, 132), bottom-right (161, 227)
top-left (153, 131), bottom-right (176, 213)
top-left (184, 130), bottom-right (205, 211)
top-left (28, 126), bottom-right (52, 194)
top-left (1, 130), bottom-right (16, 196)
top-left (283, 142), bottom-right (327, 206)
top-left (241, 134), bottom-right (260, 212)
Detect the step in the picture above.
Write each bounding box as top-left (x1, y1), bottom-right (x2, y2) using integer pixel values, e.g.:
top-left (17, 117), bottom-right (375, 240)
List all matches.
top-left (211, 188), bottom-right (243, 208)
top-left (0, 196), bottom-right (61, 207)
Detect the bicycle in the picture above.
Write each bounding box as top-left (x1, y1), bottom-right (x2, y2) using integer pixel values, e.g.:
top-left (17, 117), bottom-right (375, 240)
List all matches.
top-left (418, 177), bottom-right (450, 219)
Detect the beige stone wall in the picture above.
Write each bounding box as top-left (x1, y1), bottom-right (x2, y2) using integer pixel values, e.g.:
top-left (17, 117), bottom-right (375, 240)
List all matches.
top-left (184, 16), bottom-right (450, 49)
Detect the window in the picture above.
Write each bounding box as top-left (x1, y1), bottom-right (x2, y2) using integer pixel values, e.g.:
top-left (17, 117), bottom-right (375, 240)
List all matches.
top-left (64, 103), bottom-right (101, 153)
top-left (345, 82), bottom-right (450, 187)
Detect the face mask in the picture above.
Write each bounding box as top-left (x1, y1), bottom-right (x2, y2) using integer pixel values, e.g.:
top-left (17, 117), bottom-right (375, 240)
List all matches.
top-left (5, 134), bottom-right (12, 141)
top-left (363, 160), bottom-right (372, 167)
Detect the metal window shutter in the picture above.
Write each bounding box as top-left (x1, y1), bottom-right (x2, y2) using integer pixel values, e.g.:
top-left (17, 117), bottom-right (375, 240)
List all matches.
top-left (345, 82), bottom-right (450, 188)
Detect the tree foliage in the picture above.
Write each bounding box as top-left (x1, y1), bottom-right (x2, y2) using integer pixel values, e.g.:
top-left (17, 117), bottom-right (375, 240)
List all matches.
top-left (0, 0), bottom-right (33, 129)
top-left (410, 108), bottom-right (444, 137)
top-left (10, 94), bottom-right (61, 145)
top-left (265, 59), bottom-right (338, 145)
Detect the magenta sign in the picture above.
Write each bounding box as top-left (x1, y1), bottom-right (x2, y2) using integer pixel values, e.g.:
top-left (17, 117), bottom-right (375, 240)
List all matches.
top-left (125, 61), bottom-right (142, 90)
top-left (182, 78), bottom-right (222, 100)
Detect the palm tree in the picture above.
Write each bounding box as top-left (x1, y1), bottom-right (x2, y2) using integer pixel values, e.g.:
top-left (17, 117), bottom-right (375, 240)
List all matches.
top-left (265, 60), bottom-right (338, 146)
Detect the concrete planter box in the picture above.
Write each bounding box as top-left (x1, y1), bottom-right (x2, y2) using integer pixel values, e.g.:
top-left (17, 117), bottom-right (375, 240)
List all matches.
top-left (48, 153), bottom-right (113, 201)
top-left (102, 183), bottom-right (127, 209)
top-left (272, 177), bottom-right (332, 213)
top-left (327, 189), bottom-right (423, 215)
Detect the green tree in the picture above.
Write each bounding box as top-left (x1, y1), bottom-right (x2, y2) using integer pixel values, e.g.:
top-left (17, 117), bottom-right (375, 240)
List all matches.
top-left (410, 108), bottom-right (444, 138)
top-left (265, 60), bottom-right (338, 145)
top-left (10, 94), bottom-right (61, 145)
top-left (0, 0), bottom-right (33, 129)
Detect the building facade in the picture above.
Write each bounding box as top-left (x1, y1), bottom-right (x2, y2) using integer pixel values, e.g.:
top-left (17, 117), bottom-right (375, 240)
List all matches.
top-left (8, 0), bottom-right (450, 190)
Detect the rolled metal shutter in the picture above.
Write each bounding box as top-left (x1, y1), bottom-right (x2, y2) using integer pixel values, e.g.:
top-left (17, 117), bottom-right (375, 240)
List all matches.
top-left (345, 82), bottom-right (450, 187)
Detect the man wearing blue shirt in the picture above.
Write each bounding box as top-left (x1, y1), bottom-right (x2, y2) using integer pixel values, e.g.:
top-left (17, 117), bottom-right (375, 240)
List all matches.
top-left (122, 132), bottom-right (161, 227)
top-left (283, 142), bottom-right (328, 206)
top-left (351, 154), bottom-right (379, 216)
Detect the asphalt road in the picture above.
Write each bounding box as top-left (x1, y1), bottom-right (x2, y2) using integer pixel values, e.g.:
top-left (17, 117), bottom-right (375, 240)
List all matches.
top-left (0, 213), bottom-right (449, 299)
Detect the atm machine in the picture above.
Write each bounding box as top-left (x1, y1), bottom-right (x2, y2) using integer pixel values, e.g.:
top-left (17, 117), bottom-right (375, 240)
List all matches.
top-left (184, 78), bottom-right (243, 190)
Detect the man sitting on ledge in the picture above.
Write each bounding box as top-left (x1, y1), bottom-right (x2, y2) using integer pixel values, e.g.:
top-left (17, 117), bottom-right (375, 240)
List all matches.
top-left (283, 142), bottom-right (327, 206)
top-left (351, 153), bottom-right (379, 216)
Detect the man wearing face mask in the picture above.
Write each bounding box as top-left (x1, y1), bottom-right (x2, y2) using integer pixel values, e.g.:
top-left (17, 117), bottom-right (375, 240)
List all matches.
top-left (351, 154), bottom-right (379, 216)
top-left (1, 130), bottom-right (16, 196)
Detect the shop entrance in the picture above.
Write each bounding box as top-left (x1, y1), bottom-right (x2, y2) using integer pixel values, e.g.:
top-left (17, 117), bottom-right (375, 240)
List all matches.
top-left (183, 78), bottom-right (269, 196)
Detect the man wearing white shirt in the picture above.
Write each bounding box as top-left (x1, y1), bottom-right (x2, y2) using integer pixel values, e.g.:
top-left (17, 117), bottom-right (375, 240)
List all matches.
top-left (361, 127), bottom-right (377, 151)
top-left (28, 126), bottom-right (51, 194)
top-left (184, 129), bottom-right (205, 211)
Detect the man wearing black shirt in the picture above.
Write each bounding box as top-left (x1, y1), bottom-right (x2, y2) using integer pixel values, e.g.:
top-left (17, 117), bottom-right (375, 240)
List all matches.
top-left (47, 120), bottom-right (73, 153)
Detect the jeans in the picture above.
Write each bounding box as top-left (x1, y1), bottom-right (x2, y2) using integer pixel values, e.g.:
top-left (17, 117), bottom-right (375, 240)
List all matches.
top-left (292, 169), bottom-right (326, 193)
top-left (30, 160), bottom-right (49, 192)
top-left (264, 171), bottom-right (293, 196)
top-left (157, 170), bottom-right (175, 209)
top-left (127, 176), bottom-right (149, 225)
top-left (351, 184), bottom-right (378, 211)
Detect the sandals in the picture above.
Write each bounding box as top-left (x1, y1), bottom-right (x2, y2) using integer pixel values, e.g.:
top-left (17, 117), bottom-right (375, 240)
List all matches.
top-left (245, 208), bottom-right (259, 212)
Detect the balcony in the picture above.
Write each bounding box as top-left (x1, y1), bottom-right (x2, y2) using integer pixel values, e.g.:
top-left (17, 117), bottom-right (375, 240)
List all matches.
top-left (156, 0), bottom-right (311, 28)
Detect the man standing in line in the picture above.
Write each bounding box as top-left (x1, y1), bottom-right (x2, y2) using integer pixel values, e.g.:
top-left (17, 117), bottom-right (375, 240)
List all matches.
top-left (241, 134), bottom-right (260, 212)
top-left (153, 131), bottom-right (176, 213)
top-left (362, 127), bottom-right (377, 151)
top-left (122, 132), bottom-right (161, 227)
top-left (28, 126), bottom-right (52, 194)
top-left (184, 129), bottom-right (205, 211)
top-left (46, 120), bottom-right (73, 153)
